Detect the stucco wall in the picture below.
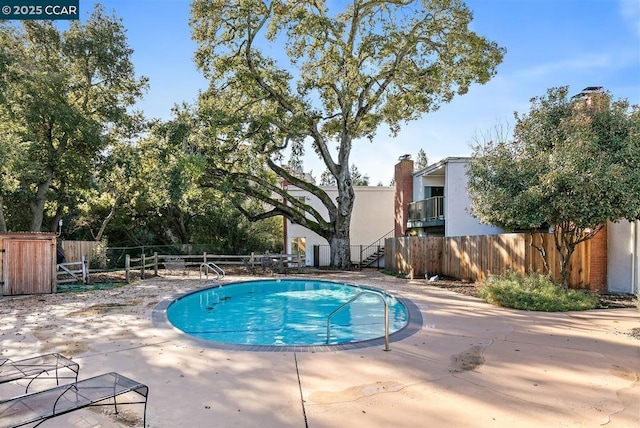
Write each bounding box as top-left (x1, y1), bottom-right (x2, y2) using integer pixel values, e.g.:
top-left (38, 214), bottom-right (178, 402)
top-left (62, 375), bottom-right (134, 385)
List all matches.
top-left (285, 186), bottom-right (395, 265)
top-left (607, 220), bottom-right (639, 294)
top-left (444, 160), bottom-right (503, 237)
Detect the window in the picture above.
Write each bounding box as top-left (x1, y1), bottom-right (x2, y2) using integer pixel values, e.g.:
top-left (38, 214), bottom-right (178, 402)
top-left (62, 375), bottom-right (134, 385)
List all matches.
top-left (424, 186), bottom-right (444, 199)
top-left (290, 237), bottom-right (306, 256)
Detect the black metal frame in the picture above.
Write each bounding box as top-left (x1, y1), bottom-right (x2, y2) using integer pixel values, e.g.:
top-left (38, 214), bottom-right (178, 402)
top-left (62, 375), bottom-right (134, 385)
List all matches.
top-left (0, 353), bottom-right (80, 394)
top-left (0, 372), bottom-right (148, 428)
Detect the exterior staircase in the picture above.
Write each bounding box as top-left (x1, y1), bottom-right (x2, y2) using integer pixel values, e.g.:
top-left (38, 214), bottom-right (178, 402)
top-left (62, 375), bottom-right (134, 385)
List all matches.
top-left (357, 229), bottom-right (394, 269)
top-left (360, 246), bottom-right (385, 268)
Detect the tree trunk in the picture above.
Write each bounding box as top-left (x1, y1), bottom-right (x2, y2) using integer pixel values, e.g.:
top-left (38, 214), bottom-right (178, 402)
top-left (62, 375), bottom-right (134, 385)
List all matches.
top-left (529, 232), bottom-right (551, 275)
top-left (172, 205), bottom-right (190, 245)
top-left (29, 174), bottom-right (53, 232)
top-left (329, 236), bottom-right (351, 269)
top-left (553, 228), bottom-right (574, 289)
top-left (0, 195), bottom-right (6, 232)
top-left (94, 197), bottom-right (119, 242)
top-left (328, 165), bottom-right (355, 269)
top-left (558, 243), bottom-right (575, 289)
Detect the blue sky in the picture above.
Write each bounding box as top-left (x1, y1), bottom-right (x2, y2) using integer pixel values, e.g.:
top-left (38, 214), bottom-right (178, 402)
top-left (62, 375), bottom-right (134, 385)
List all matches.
top-left (92, 0), bottom-right (640, 185)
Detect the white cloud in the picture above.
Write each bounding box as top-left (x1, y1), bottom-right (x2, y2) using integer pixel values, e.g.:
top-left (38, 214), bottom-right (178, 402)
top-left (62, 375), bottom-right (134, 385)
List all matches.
top-left (515, 54), bottom-right (614, 80)
top-left (619, 0), bottom-right (640, 37)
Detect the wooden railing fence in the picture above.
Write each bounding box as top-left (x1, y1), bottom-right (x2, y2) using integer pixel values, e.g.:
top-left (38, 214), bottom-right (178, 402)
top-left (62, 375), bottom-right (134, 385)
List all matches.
top-left (57, 256), bottom-right (89, 284)
top-left (124, 252), bottom-right (305, 282)
top-left (385, 233), bottom-right (593, 289)
top-left (60, 240), bottom-right (107, 268)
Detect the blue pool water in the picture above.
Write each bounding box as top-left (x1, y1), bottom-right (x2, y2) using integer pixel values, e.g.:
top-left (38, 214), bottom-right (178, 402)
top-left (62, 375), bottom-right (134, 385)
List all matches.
top-left (166, 279), bottom-right (408, 346)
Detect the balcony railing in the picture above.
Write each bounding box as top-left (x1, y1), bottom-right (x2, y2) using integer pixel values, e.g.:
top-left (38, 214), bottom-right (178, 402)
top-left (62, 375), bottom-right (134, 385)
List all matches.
top-left (408, 196), bottom-right (445, 222)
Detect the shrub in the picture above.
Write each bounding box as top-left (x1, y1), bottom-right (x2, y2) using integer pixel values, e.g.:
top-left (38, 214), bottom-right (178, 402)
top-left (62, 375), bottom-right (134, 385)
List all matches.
top-left (479, 271), bottom-right (599, 311)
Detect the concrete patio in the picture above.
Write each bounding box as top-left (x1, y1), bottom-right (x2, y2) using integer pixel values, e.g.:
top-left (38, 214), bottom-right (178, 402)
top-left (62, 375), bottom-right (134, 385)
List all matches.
top-left (1, 271), bottom-right (638, 427)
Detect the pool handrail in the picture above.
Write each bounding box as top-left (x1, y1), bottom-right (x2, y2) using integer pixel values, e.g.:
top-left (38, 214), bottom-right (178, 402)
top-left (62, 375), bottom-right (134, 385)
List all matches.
top-left (199, 262), bottom-right (226, 280)
top-left (326, 289), bottom-right (390, 351)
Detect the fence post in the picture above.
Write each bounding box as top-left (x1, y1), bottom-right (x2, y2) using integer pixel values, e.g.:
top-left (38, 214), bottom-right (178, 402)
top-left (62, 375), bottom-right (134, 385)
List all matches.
top-left (82, 255), bottom-right (89, 284)
top-left (125, 254), bottom-right (130, 283)
top-left (313, 246), bottom-right (319, 268)
top-left (359, 245), bottom-right (363, 270)
top-left (141, 253), bottom-right (146, 279)
top-left (203, 252), bottom-right (207, 265)
top-left (154, 252), bottom-right (158, 276)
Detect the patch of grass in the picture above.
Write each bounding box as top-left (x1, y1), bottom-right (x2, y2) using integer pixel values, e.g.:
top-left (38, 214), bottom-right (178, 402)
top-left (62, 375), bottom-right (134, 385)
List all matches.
top-left (382, 270), bottom-right (408, 279)
top-left (478, 271), bottom-right (599, 312)
top-left (57, 282), bottom-right (126, 293)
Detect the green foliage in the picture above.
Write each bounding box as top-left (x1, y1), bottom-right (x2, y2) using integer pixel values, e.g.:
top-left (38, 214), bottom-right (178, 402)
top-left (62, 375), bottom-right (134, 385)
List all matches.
top-left (320, 164), bottom-right (370, 186)
top-left (190, 0), bottom-right (504, 268)
top-left (64, 110), bottom-right (284, 253)
top-left (468, 87), bottom-right (640, 286)
top-left (415, 149), bottom-right (429, 171)
top-left (469, 87), bottom-right (640, 230)
top-left (479, 272), bottom-right (599, 311)
top-left (0, 5), bottom-right (148, 232)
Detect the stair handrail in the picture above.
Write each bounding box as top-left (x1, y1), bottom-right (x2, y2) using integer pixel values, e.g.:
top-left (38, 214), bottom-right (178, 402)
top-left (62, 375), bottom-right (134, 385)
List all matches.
top-left (358, 228), bottom-right (394, 269)
top-left (199, 262), bottom-right (225, 280)
top-left (361, 229), bottom-right (394, 254)
top-left (326, 289), bottom-right (390, 351)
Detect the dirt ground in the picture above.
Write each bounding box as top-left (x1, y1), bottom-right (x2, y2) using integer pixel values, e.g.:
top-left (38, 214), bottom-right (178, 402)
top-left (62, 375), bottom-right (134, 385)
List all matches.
top-left (3, 268), bottom-right (639, 428)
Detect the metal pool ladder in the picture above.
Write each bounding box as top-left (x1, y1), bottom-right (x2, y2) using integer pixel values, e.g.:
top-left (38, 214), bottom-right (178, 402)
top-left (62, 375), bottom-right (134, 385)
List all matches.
top-left (199, 262), bottom-right (226, 280)
top-left (326, 289), bottom-right (391, 351)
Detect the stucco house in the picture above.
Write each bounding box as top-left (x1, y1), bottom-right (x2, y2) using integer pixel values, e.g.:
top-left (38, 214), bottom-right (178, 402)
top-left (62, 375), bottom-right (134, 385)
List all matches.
top-left (282, 155), bottom-right (638, 295)
top-left (394, 155), bottom-right (503, 237)
top-left (393, 154), bottom-right (638, 295)
top-left (284, 185), bottom-right (395, 267)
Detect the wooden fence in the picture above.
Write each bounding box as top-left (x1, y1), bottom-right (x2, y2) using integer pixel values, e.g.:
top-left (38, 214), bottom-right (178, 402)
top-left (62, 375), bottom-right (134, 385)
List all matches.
top-left (60, 240), bottom-right (106, 268)
top-left (57, 256), bottom-right (89, 284)
top-left (124, 252), bottom-right (305, 282)
top-left (385, 233), bottom-right (593, 289)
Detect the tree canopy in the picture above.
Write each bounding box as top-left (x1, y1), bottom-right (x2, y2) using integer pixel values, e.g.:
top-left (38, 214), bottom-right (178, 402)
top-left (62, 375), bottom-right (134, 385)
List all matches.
top-left (468, 86), bottom-right (640, 286)
top-left (0, 5), bottom-right (148, 232)
top-left (190, 0), bottom-right (504, 267)
top-left (320, 164), bottom-right (369, 186)
top-left (0, 6), bottom-right (283, 255)
top-left (415, 148), bottom-right (429, 171)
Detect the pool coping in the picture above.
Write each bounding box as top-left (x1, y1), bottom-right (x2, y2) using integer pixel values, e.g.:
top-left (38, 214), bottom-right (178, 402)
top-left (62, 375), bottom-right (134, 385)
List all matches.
top-left (151, 278), bottom-right (424, 352)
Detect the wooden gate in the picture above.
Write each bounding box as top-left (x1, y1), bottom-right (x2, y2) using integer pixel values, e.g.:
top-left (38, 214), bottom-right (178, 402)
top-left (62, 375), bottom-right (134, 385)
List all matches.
top-left (1, 233), bottom-right (57, 296)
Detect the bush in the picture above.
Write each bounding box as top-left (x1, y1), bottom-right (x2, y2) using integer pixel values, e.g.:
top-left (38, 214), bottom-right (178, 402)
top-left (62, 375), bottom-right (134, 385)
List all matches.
top-left (479, 271), bottom-right (599, 311)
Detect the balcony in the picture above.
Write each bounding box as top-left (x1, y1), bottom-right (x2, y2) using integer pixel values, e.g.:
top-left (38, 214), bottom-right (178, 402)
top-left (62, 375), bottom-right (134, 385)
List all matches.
top-left (407, 196), bottom-right (445, 229)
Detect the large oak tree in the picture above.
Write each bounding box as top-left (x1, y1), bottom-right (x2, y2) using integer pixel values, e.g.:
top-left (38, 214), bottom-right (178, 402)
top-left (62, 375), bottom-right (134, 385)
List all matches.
top-left (190, 0), bottom-right (504, 268)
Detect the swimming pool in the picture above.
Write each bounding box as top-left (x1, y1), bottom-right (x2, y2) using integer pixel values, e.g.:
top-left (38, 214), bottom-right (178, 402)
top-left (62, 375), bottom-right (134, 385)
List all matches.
top-left (165, 279), bottom-right (416, 348)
